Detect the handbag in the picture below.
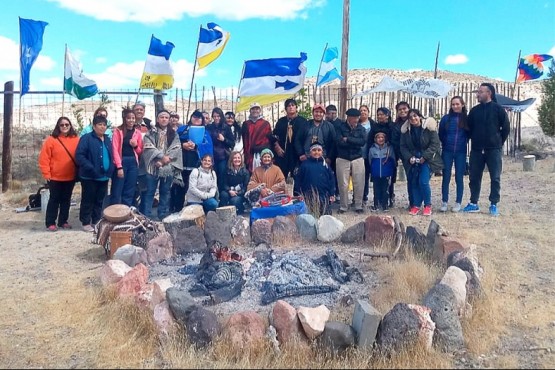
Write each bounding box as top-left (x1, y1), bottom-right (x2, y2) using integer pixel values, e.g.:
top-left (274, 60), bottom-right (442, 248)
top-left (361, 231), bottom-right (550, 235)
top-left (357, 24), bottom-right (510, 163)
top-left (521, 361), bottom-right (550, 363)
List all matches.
top-left (57, 138), bottom-right (79, 182)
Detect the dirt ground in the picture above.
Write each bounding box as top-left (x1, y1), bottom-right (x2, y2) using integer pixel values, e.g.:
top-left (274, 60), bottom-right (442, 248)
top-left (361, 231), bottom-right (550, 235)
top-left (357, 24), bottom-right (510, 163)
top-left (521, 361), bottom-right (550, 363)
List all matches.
top-left (0, 156), bottom-right (554, 369)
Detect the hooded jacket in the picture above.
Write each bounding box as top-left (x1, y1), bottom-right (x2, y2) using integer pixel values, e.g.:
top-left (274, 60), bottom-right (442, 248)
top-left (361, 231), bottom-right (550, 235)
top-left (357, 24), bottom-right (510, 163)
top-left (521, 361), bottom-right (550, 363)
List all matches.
top-left (467, 101), bottom-right (510, 151)
top-left (296, 156), bottom-right (336, 199)
top-left (400, 117), bottom-right (443, 173)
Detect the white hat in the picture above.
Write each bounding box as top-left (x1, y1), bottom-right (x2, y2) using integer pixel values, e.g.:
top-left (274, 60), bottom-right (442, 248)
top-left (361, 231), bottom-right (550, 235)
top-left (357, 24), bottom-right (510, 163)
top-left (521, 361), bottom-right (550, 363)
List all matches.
top-left (250, 102), bottom-right (261, 109)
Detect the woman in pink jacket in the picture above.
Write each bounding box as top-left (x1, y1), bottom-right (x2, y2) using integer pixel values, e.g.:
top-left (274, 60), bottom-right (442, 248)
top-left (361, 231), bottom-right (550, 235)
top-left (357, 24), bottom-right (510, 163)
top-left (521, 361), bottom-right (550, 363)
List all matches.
top-left (110, 108), bottom-right (143, 206)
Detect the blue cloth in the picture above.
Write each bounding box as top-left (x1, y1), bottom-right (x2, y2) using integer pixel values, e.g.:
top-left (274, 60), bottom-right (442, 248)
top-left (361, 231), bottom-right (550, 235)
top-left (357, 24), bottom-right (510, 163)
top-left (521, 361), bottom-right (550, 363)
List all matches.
top-left (19, 18), bottom-right (48, 96)
top-left (250, 201), bottom-right (307, 223)
top-left (438, 113), bottom-right (468, 154)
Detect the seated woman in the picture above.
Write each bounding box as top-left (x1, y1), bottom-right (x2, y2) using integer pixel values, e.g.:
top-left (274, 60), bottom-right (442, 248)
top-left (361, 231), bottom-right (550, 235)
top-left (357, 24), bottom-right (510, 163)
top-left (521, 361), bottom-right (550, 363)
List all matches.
top-left (185, 154), bottom-right (219, 213)
top-left (245, 148), bottom-right (286, 205)
top-left (219, 151), bottom-right (250, 215)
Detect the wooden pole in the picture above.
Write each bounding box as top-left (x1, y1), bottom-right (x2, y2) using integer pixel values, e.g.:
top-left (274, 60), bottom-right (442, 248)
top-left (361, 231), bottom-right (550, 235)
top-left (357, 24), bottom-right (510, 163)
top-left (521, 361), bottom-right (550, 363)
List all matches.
top-left (339, 0), bottom-right (350, 118)
top-left (512, 50), bottom-right (522, 99)
top-left (314, 43), bottom-right (328, 102)
top-left (430, 41), bottom-right (440, 117)
top-left (187, 25), bottom-right (202, 115)
top-left (2, 81), bottom-right (14, 192)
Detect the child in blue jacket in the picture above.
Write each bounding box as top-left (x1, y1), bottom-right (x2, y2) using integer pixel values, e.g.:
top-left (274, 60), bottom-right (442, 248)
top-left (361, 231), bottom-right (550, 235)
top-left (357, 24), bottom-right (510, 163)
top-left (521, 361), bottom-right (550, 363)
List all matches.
top-left (369, 131), bottom-right (396, 211)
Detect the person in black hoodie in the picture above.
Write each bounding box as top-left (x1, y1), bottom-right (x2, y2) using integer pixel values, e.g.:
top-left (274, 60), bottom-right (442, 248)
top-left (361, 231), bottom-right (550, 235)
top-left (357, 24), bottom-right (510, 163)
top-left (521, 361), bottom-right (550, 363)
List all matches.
top-left (207, 107), bottom-right (235, 192)
top-left (369, 107), bottom-right (395, 207)
top-left (462, 83), bottom-right (510, 216)
top-left (390, 101), bottom-right (412, 208)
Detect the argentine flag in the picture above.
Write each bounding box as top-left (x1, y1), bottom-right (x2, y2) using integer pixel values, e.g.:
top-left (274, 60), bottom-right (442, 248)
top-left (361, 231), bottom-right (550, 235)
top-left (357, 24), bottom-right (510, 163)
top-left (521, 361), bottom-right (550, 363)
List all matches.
top-left (140, 35), bottom-right (175, 90)
top-left (237, 52), bottom-right (307, 111)
top-left (197, 23), bottom-right (230, 70)
top-left (63, 46), bottom-right (98, 100)
top-left (316, 46), bottom-right (343, 87)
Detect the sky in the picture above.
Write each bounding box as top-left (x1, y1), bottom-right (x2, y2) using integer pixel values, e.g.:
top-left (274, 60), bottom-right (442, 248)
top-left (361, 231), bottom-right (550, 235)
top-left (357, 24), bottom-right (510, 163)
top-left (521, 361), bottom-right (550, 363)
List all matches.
top-left (1, 0), bottom-right (554, 93)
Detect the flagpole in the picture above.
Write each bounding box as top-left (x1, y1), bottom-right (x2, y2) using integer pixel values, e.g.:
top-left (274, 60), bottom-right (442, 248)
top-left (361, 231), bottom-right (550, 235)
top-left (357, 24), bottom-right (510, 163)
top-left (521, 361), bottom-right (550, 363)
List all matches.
top-left (18, 21), bottom-right (22, 129)
top-left (236, 61), bottom-right (246, 114)
top-left (135, 35), bottom-right (154, 106)
top-left (62, 44), bottom-right (67, 116)
top-left (314, 43), bottom-right (328, 102)
top-left (187, 25), bottom-right (202, 120)
top-left (512, 50), bottom-right (522, 99)
top-left (430, 41), bottom-right (440, 117)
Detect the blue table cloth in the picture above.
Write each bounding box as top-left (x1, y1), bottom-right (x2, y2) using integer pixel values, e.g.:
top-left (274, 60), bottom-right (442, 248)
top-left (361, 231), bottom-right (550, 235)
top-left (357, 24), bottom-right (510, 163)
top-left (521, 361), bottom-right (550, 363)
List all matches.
top-left (249, 201), bottom-right (308, 223)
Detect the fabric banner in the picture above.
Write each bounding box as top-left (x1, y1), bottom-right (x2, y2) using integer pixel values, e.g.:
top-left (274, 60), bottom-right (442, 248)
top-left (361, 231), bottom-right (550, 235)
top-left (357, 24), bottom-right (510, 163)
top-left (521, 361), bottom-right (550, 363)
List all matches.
top-left (139, 35), bottom-right (175, 90)
top-left (353, 76), bottom-right (453, 99)
top-left (237, 52), bottom-right (307, 111)
top-left (316, 46), bottom-right (343, 87)
top-left (64, 46), bottom-right (98, 100)
top-left (19, 17), bottom-right (48, 96)
top-left (496, 94), bottom-right (535, 113)
top-left (517, 54), bottom-right (553, 82)
top-left (197, 22), bottom-right (230, 70)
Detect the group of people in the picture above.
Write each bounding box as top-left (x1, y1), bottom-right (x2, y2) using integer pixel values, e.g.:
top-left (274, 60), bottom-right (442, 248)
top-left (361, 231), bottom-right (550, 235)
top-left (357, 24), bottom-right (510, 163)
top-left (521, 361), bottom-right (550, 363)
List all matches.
top-left (38, 82), bottom-right (510, 232)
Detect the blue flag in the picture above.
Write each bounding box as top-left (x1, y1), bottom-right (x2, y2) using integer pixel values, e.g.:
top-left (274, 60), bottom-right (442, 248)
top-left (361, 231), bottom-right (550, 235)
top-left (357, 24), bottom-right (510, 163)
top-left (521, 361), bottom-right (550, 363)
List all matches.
top-left (316, 46), bottom-right (343, 87)
top-left (19, 17), bottom-right (48, 96)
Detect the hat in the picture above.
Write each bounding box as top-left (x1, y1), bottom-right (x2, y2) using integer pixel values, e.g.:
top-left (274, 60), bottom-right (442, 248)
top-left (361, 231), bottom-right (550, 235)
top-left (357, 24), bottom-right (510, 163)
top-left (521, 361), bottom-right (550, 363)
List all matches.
top-left (250, 102), bottom-right (262, 109)
top-left (345, 108), bottom-right (361, 117)
top-left (326, 104), bottom-right (338, 112)
top-left (310, 141), bottom-right (323, 150)
top-left (260, 148), bottom-right (274, 158)
top-left (191, 110), bottom-right (203, 119)
top-left (312, 104), bottom-right (326, 113)
top-left (284, 98), bottom-right (297, 108)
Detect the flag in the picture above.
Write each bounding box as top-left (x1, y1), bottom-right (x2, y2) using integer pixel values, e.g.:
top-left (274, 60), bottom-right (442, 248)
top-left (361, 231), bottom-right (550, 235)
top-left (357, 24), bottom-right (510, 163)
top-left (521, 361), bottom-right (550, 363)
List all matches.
top-left (197, 22), bottom-right (230, 69)
top-left (237, 52), bottom-right (307, 111)
top-left (517, 54), bottom-right (553, 82)
top-left (64, 46), bottom-right (98, 100)
top-left (19, 17), bottom-right (48, 96)
top-left (353, 76), bottom-right (452, 99)
top-left (316, 46), bottom-right (343, 87)
top-left (139, 35), bottom-right (175, 90)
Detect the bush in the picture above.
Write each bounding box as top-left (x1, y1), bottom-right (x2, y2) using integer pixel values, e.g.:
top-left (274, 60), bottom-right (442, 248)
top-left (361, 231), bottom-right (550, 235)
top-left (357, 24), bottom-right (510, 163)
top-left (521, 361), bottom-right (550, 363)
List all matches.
top-left (538, 61), bottom-right (555, 137)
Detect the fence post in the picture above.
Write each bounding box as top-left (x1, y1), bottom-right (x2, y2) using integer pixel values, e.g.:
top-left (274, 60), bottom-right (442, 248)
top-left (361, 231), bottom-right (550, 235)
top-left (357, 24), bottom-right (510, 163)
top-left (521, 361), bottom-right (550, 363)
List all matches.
top-left (2, 81), bottom-right (14, 192)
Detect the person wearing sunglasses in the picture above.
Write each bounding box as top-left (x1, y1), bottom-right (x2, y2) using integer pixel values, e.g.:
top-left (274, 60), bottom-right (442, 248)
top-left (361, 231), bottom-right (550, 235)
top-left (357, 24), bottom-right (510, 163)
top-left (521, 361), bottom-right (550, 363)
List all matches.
top-left (38, 117), bottom-right (79, 231)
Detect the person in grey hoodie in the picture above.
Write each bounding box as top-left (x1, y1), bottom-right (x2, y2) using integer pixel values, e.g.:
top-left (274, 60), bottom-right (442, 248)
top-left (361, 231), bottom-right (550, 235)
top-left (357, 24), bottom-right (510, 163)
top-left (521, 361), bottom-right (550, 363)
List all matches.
top-left (185, 154), bottom-right (219, 213)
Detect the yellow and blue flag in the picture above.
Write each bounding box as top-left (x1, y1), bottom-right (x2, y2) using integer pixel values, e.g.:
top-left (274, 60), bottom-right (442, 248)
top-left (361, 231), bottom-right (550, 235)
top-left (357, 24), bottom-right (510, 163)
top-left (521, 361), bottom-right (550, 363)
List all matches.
top-left (197, 23), bottom-right (230, 70)
top-left (140, 35), bottom-right (175, 90)
top-left (19, 17), bottom-right (48, 96)
top-left (237, 52), bottom-right (307, 111)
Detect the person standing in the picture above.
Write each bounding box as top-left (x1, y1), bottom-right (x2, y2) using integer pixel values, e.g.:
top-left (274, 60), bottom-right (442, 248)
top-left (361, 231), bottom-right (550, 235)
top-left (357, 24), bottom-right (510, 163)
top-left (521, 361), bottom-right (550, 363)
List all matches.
top-left (269, 98), bottom-right (307, 182)
top-left (110, 108), bottom-right (143, 206)
top-left (225, 111), bottom-right (243, 153)
top-left (326, 104), bottom-right (343, 201)
top-left (133, 101), bottom-right (152, 134)
top-left (369, 131), bottom-right (396, 212)
top-left (80, 107), bottom-right (113, 139)
top-left (439, 96), bottom-right (469, 213)
top-left (242, 103), bottom-right (271, 173)
top-left (335, 108), bottom-right (366, 214)
top-left (370, 107), bottom-right (396, 207)
top-left (462, 83), bottom-right (510, 216)
top-left (38, 117), bottom-right (80, 231)
top-left (400, 109), bottom-right (443, 216)
top-left (295, 104), bottom-right (336, 166)
top-left (390, 101), bottom-right (412, 208)
top-left (75, 115), bottom-right (114, 232)
top-left (358, 104), bottom-right (375, 206)
top-left (169, 111), bottom-right (182, 131)
top-left (207, 107), bottom-right (235, 192)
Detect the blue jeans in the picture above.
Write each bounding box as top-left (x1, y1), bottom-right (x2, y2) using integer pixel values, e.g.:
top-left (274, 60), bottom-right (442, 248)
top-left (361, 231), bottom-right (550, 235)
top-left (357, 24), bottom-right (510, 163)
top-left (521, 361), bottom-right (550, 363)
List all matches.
top-left (139, 174), bottom-right (173, 220)
top-left (110, 156), bottom-right (138, 206)
top-left (188, 198), bottom-right (219, 213)
top-left (409, 163), bottom-right (432, 208)
top-left (441, 151), bottom-right (466, 204)
top-left (219, 190), bottom-right (245, 215)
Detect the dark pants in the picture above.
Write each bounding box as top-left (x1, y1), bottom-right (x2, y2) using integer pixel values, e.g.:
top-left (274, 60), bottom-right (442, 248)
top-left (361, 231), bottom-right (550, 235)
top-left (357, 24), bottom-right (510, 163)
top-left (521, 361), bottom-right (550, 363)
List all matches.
top-left (442, 151), bottom-right (466, 204)
top-left (79, 179), bottom-right (108, 226)
top-left (389, 164), bottom-right (397, 204)
top-left (170, 169), bottom-right (192, 213)
top-left (363, 158), bottom-right (371, 202)
top-left (219, 191), bottom-right (245, 215)
top-left (403, 162), bottom-right (414, 207)
top-left (214, 159), bottom-right (227, 192)
top-left (329, 157), bottom-right (340, 197)
top-left (110, 156), bottom-right (138, 206)
top-left (469, 148), bottom-right (502, 205)
top-left (45, 180), bottom-right (75, 227)
top-left (372, 176), bottom-right (390, 210)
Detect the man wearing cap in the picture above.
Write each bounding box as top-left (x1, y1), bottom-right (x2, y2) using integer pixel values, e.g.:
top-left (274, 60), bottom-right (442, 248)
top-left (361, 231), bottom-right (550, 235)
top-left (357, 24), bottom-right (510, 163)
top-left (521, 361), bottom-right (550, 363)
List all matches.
top-left (133, 101), bottom-right (152, 134)
top-left (269, 98), bottom-right (308, 181)
top-left (246, 148), bottom-right (286, 201)
top-left (462, 82), bottom-right (510, 216)
top-left (242, 103), bottom-right (271, 173)
top-left (295, 104), bottom-right (336, 166)
top-left (335, 108), bottom-right (367, 214)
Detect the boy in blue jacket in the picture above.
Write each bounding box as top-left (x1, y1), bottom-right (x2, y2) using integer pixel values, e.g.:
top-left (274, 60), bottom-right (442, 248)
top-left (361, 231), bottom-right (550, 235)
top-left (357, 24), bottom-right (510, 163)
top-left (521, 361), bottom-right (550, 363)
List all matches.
top-left (369, 131), bottom-right (396, 211)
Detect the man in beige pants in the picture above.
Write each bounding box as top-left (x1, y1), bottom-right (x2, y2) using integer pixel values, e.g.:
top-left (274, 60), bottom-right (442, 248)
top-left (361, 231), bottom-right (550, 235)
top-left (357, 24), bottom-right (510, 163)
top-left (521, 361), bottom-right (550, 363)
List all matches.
top-left (335, 108), bottom-right (367, 214)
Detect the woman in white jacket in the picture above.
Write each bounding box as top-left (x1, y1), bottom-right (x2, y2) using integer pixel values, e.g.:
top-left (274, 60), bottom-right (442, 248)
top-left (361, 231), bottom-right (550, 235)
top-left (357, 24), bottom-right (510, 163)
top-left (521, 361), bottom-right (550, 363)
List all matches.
top-left (185, 154), bottom-right (219, 213)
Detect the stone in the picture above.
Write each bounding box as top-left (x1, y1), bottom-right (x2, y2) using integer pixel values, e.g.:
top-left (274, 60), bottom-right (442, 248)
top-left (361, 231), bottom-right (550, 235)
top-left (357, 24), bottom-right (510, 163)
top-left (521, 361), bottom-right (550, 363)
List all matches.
top-left (297, 305), bottom-right (331, 340)
top-left (186, 307), bottom-right (222, 348)
top-left (405, 225), bottom-right (428, 255)
top-left (341, 221), bottom-right (365, 244)
top-left (146, 232), bottom-right (174, 264)
top-left (166, 287), bottom-right (199, 325)
top-left (115, 263), bottom-right (149, 298)
top-left (317, 321), bottom-right (356, 355)
top-left (296, 214), bottom-right (317, 241)
top-left (230, 216), bottom-right (251, 246)
top-left (135, 283), bottom-right (154, 308)
top-left (364, 215), bottom-right (395, 247)
top-left (251, 219), bottom-right (273, 245)
top-left (447, 246), bottom-right (483, 300)
top-left (150, 278), bottom-right (173, 310)
top-left (204, 211), bottom-right (231, 247)
top-left (351, 299), bottom-right (382, 349)
top-left (434, 235), bottom-right (468, 263)
top-left (272, 215), bottom-right (298, 244)
top-left (153, 301), bottom-right (176, 335)
top-left (99, 259), bottom-right (132, 286)
top-left (439, 266), bottom-right (468, 316)
top-left (270, 300), bottom-right (307, 344)
top-left (425, 219), bottom-right (448, 258)
top-left (112, 244), bottom-right (148, 267)
top-left (423, 283), bottom-right (465, 352)
top-left (174, 225), bottom-right (207, 255)
top-left (376, 303), bottom-right (435, 351)
top-left (224, 311), bottom-right (267, 350)
top-left (317, 215), bottom-right (344, 242)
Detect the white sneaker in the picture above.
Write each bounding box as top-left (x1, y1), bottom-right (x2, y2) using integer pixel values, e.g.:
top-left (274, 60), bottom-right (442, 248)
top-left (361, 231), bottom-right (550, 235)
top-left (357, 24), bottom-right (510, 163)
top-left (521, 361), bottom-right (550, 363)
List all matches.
top-left (440, 202), bottom-right (448, 212)
top-left (452, 203), bottom-right (461, 212)
top-left (82, 224), bottom-right (94, 232)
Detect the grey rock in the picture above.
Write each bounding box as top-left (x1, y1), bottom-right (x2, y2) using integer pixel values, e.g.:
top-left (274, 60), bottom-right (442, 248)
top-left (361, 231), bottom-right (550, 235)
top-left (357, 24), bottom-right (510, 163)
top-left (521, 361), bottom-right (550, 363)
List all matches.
top-left (174, 225), bottom-right (207, 255)
top-left (352, 299), bottom-right (382, 349)
top-left (251, 219), bottom-right (273, 245)
top-left (112, 244), bottom-right (148, 267)
top-left (341, 221), bottom-right (365, 244)
top-left (186, 307), bottom-right (222, 348)
top-left (204, 211), bottom-right (231, 247)
top-left (405, 225), bottom-right (428, 255)
top-left (317, 215), bottom-right (344, 242)
top-left (295, 214), bottom-right (317, 241)
top-left (317, 321), bottom-right (356, 355)
top-left (166, 287), bottom-right (199, 324)
top-left (230, 216), bottom-right (250, 246)
top-left (272, 215), bottom-right (298, 243)
top-left (376, 303), bottom-right (426, 351)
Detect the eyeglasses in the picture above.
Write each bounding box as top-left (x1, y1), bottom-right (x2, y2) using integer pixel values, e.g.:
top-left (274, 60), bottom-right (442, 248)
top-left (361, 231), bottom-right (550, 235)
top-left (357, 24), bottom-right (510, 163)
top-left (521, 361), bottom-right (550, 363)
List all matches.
top-left (59, 124), bottom-right (70, 127)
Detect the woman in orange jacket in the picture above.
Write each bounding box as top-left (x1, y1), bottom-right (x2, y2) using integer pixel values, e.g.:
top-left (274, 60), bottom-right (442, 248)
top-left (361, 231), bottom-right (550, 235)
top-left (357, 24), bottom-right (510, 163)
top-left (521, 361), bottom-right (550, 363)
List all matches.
top-left (38, 117), bottom-right (80, 231)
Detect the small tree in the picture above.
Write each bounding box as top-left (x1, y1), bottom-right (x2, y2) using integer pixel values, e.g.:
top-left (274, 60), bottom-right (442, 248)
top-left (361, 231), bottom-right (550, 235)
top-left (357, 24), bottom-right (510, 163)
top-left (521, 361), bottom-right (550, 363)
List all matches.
top-left (538, 60), bottom-right (555, 137)
top-left (295, 88), bottom-right (313, 119)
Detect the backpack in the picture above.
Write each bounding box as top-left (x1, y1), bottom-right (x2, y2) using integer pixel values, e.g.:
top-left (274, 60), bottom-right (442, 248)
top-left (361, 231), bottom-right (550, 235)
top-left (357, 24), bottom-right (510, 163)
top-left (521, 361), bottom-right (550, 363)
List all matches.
top-left (27, 184), bottom-right (49, 210)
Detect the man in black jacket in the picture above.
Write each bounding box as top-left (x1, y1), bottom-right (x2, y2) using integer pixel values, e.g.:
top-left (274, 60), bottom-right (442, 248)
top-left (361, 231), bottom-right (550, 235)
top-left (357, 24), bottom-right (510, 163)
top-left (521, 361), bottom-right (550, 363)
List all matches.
top-left (462, 83), bottom-right (510, 216)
